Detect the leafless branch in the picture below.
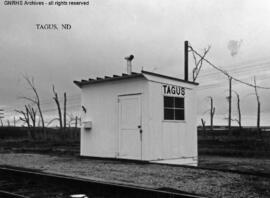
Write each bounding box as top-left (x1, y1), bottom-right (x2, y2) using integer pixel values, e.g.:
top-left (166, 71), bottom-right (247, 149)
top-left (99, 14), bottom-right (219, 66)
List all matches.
top-left (46, 118), bottom-right (59, 127)
top-left (22, 76), bottom-right (45, 138)
top-left (15, 108), bottom-right (30, 127)
top-left (232, 91), bottom-right (242, 128)
top-left (192, 45), bottom-right (211, 82)
top-left (201, 118), bottom-right (206, 133)
top-left (19, 96), bottom-right (37, 104)
top-left (52, 85), bottom-right (63, 129)
top-left (64, 92), bottom-right (67, 130)
top-left (207, 96), bottom-right (215, 130)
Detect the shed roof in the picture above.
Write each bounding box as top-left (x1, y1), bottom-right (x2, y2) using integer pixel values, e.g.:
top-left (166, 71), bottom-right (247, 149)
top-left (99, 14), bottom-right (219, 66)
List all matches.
top-left (73, 70), bottom-right (199, 88)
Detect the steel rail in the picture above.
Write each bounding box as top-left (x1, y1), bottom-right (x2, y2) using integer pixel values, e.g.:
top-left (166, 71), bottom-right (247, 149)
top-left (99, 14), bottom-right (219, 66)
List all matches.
top-left (0, 166), bottom-right (207, 198)
top-left (0, 190), bottom-right (29, 198)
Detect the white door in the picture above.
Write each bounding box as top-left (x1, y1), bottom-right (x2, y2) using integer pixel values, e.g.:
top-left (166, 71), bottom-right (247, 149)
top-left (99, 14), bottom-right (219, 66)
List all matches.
top-left (118, 94), bottom-right (142, 160)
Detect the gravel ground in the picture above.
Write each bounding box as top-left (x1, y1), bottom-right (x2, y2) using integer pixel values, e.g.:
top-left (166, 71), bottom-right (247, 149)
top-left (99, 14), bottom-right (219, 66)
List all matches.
top-left (199, 155), bottom-right (270, 174)
top-left (0, 153), bottom-right (269, 198)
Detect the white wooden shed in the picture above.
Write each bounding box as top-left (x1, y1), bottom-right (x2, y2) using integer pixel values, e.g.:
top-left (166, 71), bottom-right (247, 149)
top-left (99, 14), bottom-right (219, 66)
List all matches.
top-left (74, 70), bottom-right (198, 165)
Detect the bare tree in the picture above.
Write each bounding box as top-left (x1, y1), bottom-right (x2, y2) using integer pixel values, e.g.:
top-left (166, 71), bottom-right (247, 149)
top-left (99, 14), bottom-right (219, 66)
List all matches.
top-left (254, 77), bottom-right (261, 133)
top-left (0, 119), bottom-right (3, 127)
top-left (12, 117), bottom-right (21, 127)
top-left (192, 45), bottom-right (211, 82)
top-left (67, 114), bottom-right (80, 139)
top-left (52, 85), bottom-right (63, 129)
top-left (225, 87), bottom-right (243, 131)
top-left (16, 106), bottom-right (30, 128)
top-left (63, 92), bottom-right (67, 130)
top-left (75, 116), bottom-right (78, 128)
top-left (67, 114), bottom-right (78, 128)
top-left (15, 104), bottom-right (37, 139)
top-left (28, 105), bottom-right (37, 128)
top-left (232, 91), bottom-right (242, 129)
top-left (201, 118), bottom-right (206, 133)
top-left (73, 116), bottom-right (81, 128)
top-left (46, 118), bottom-right (59, 127)
top-left (21, 76), bottom-right (46, 138)
top-left (52, 85), bottom-right (67, 131)
top-left (208, 96), bottom-right (215, 131)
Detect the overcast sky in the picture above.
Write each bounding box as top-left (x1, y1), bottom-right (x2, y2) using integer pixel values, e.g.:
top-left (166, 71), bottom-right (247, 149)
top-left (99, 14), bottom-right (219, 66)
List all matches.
top-left (1, 0), bottom-right (270, 126)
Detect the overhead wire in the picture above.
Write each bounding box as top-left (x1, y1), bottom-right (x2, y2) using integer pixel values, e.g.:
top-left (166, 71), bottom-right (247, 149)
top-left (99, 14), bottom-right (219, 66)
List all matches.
top-left (189, 44), bottom-right (270, 90)
top-left (199, 62), bottom-right (270, 79)
top-left (198, 71), bottom-right (270, 91)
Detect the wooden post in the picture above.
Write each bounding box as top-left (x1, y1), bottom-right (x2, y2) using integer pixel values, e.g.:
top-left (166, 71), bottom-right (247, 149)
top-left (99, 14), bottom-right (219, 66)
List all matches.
top-left (184, 41), bottom-right (189, 81)
top-left (254, 77), bottom-right (261, 133)
top-left (228, 77), bottom-right (232, 132)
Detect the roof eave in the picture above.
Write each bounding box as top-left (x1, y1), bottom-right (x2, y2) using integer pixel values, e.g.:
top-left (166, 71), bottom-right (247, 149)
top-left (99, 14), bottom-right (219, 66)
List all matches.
top-left (73, 73), bottom-right (144, 88)
top-left (141, 70), bottom-right (199, 86)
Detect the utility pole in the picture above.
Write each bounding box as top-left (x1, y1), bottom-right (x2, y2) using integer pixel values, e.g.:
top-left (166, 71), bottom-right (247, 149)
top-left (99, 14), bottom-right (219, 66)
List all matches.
top-left (254, 77), bottom-right (261, 133)
top-left (184, 41), bottom-right (189, 81)
top-left (228, 77), bottom-right (232, 131)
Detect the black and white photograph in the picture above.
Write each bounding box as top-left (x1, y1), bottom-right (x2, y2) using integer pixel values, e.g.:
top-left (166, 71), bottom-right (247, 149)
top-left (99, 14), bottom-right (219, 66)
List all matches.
top-left (0, 0), bottom-right (270, 197)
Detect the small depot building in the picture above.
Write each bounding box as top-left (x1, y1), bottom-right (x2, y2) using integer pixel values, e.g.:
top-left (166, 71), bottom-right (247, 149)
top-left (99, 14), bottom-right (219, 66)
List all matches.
top-left (74, 70), bottom-right (198, 165)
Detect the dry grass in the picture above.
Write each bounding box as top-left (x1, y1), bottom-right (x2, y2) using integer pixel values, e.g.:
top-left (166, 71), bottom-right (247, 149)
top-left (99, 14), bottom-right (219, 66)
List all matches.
top-left (0, 153), bottom-right (270, 198)
top-left (199, 155), bottom-right (270, 174)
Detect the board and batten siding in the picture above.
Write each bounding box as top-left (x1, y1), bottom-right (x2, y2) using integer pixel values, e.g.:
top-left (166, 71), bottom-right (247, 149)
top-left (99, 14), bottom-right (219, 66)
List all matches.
top-left (80, 77), bottom-right (149, 158)
top-left (79, 73), bottom-right (197, 162)
top-left (145, 78), bottom-right (197, 160)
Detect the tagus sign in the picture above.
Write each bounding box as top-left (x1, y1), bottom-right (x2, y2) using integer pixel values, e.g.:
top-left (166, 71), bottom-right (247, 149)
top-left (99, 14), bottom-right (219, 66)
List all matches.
top-left (162, 84), bottom-right (185, 96)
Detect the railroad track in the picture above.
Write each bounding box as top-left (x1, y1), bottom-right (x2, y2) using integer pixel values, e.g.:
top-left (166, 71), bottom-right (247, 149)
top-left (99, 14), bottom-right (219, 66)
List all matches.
top-left (0, 166), bottom-right (206, 198)
top-left (0, 190), bottom-right (29, 198)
